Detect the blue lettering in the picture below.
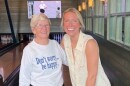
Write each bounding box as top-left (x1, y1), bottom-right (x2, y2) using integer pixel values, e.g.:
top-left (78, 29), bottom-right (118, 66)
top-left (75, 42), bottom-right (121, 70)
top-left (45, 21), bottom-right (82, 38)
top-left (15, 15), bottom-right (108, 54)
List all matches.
top-left (35, 56), bottom-right (58, 70)
top-left (36, 57), bottom-right (46, 64)
top-left (42, 64), bottom-right (46, 70)
top-left (47, 62), bottom-right (57, 69)
top-left (47, 56), bottom-right (56, 61)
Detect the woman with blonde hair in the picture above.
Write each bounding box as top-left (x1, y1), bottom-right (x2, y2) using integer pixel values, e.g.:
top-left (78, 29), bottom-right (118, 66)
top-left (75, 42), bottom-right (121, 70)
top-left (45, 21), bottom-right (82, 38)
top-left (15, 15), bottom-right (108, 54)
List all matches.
top-left (61, 8), bottom-right (111, 86)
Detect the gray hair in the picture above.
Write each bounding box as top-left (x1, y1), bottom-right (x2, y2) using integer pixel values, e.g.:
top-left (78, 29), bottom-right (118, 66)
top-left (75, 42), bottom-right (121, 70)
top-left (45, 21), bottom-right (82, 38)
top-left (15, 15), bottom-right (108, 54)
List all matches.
top-left (30, 13), bottom-right (51, 29)
top-left (61, 8), bottom-right (85, 30)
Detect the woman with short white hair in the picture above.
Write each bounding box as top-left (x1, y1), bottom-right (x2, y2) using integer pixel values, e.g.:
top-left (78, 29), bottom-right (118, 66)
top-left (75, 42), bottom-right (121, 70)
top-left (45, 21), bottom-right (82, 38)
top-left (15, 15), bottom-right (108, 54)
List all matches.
top-left (19, 13), bottom-right (67, 86)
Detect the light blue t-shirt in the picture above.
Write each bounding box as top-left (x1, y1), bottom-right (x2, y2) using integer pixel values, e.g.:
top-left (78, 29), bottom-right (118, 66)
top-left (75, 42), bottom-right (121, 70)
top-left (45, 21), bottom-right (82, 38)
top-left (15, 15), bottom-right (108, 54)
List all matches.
top-left (19, 39), bottom-right (67, 86)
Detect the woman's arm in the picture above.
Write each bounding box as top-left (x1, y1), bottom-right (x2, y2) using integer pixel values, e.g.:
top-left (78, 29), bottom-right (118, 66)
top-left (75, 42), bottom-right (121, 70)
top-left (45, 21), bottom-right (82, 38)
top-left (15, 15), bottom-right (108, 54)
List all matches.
top-left (85, 39), bottom-right (99, 86)
top-left (19, 48), bottom-right (32, 86)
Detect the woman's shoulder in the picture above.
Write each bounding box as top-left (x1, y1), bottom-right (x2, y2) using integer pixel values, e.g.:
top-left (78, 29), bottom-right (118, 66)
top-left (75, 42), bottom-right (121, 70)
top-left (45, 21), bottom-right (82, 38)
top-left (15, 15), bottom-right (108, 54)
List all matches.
top-left (23, 41), bottom-right (34, 51)
top-left (49, 39), bottom-right (64, 50)
top-left (49, 39), bottom-right (58, 44)
top-left (63, 33), bottom-right (70, 41)
top-left (82, 32), bottom-right (93, 39)
top-left (49, 39), bottom-right (61, 47)
top-left (81, 32), bottom-right (98, 47)
top-left (63, 33), bottom-right (68, 37)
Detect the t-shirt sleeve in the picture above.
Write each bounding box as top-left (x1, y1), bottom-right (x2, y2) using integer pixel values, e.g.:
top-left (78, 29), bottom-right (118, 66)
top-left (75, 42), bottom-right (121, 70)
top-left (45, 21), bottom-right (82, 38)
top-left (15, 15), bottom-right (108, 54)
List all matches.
top-left (60, 47), bottom-right (68, 66)
top-left (54, 40), bottom-right (68, 66)
top-left (19, 46), bottom-right (33, 86)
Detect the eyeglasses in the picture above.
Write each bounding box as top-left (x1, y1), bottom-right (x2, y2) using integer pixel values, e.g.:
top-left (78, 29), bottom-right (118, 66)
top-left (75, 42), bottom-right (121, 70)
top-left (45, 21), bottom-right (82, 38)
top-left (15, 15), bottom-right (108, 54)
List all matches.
top-left (36, 24), bottom-right (50, 29)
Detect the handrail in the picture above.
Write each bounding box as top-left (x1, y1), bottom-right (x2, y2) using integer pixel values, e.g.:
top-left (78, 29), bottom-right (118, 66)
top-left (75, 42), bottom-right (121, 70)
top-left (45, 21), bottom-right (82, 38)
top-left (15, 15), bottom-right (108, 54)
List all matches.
top-left (0, 43), bottom-right (20, 56)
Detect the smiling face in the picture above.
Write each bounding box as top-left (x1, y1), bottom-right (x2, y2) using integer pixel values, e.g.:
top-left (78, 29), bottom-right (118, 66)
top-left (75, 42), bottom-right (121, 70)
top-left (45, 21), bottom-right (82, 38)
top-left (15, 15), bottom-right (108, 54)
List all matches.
top-left (63, 12), bottom-right (81, 37)
top-left (32, 20), bottom-right (50, 40)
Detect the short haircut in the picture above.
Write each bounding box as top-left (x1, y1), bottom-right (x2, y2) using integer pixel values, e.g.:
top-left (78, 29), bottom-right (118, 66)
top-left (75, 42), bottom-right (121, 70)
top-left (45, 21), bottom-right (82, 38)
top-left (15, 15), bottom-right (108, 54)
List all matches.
top-left (30, 13), bottom-right (51, 29)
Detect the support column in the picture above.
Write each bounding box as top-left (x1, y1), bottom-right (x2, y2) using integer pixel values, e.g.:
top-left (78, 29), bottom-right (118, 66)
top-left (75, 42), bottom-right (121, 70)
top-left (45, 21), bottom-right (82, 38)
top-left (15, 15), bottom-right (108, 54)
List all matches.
top-left (4, 0), bottom-right (17, 43)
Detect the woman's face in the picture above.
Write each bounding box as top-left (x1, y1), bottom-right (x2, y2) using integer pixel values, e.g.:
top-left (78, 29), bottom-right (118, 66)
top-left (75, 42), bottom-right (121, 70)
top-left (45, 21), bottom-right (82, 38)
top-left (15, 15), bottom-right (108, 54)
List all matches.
top-left (32, 20), bottom-right (50, 40)
top-left (63, 12), bottom-right (81, 37)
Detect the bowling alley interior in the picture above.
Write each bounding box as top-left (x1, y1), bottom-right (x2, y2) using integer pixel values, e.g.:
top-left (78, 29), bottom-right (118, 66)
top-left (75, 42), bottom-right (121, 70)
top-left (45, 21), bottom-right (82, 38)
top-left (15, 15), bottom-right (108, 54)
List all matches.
top-left (0, 0), bottom-right (130, 86)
